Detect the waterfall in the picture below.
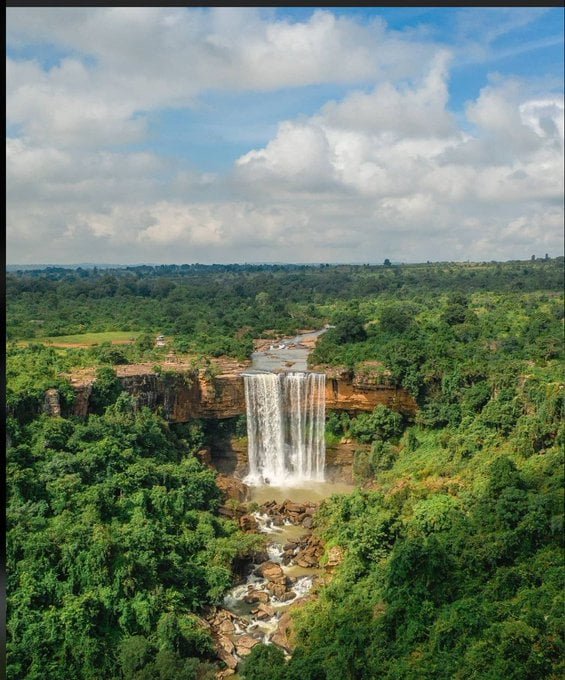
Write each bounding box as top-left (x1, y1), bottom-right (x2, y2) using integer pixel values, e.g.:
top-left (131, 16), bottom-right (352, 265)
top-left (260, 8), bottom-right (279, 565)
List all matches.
top-left (243, 372), bottom-right (326, 485)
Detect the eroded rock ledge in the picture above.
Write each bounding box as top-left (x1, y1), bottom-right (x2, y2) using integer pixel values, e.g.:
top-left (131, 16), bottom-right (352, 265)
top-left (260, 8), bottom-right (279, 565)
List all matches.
top-left (59, 362), bottom-right (417, 421)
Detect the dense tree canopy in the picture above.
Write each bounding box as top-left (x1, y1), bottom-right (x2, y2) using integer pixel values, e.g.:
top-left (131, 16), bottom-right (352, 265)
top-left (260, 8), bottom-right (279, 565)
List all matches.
top-left (7, 395), bottom-right (262, 679)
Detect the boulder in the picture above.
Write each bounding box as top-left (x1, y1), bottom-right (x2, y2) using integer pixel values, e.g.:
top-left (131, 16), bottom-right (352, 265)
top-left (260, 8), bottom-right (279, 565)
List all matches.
top-left (218, 619), bottom-right (235, 635)
top-left (244, 589), bottom-right (270, 604)
top-left (250, 549), bottom-right (270, 564)
top-left (326, 546), bottom-right (345, 568)
top-left (196, 447), bottom-right (212, 466)
top-left (266, 582), bottom-right (288, 599)
top-left (302, 516), bottom-right (313, 529)
top-left (293, 534), bottom-right (324, 567)
top-left (281, 551), bottom-right (294, 565)
top-left (294, 550), bottom-right (318, 568)
top-left (252, 603), bottom-right (275, 620)
top-left (278, 590), bottom-right (296, 602)
top-left (216, 475), bottom-right (248, 503)
top-left (257, 561), bottom-right (285, 583)
top-left (236, 635), bottom-right (260, 657)
top-left (216, 647), bottom-right (237, 670)
top-left (283, 501), bottom-right (306, 514)
top-left (239, 514), bottom-right (259, 532)
top-left (217, 635), bottom-right (235, 655)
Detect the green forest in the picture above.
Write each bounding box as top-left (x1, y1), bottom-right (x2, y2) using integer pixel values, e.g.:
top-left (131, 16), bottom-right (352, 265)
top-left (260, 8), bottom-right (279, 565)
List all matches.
top-left (6, 258), bottom-right (564, 679)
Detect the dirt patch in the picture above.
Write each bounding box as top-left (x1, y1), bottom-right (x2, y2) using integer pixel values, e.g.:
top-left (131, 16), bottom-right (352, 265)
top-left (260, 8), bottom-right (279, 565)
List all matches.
top-left (65, 355), bottom-right (252, 386)
top-left (66, 367), bottom-right (98, 385)
top-left (299, 336), bottom-right (318, 349)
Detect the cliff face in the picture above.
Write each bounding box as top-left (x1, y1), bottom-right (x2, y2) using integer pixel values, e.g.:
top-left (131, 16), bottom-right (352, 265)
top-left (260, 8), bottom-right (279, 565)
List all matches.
top-left (325, 440), bottom-right (365, 484)
top-left (206, 434), bottom-right (361, 484)
top-left (55, 368), bottom-right (416, 484)
top-left (68, 370), bottom-right (245, 421)
top-left (325, 377), bottom-right (417, 415)
top-left (64, 368), bottom-right (416, 421)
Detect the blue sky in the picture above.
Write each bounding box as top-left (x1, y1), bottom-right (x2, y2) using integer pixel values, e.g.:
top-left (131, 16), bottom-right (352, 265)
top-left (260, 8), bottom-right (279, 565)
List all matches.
top-left (6, 7), bottom-right (564, 264)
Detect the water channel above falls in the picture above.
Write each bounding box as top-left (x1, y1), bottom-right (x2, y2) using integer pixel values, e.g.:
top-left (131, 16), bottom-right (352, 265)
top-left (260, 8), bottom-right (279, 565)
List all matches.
top-left (249, 328), bottom-right (328, 373)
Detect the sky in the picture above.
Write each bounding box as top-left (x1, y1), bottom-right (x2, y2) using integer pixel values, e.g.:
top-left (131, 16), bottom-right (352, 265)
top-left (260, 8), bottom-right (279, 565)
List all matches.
top-left (6, 6), bottom-right (565, 265)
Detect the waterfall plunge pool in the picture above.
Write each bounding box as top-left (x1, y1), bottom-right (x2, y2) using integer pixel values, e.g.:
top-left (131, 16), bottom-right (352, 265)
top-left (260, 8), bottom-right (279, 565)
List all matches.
top-left (248, 480), bottom-right (354, 505)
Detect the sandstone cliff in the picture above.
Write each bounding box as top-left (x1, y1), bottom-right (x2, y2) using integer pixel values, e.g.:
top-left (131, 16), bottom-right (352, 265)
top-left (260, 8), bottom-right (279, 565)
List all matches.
top-left (65, 368), bottom-right (416, 422)
top-left (325, 375), bottom-right (417, 415)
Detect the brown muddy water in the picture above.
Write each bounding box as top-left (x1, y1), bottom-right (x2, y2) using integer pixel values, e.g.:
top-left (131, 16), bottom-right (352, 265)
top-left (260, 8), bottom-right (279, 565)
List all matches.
top-left (248, 480), bottom-right (355, 505)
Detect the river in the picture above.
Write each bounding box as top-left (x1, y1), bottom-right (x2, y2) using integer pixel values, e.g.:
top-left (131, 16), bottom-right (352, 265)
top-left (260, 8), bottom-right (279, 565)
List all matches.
top-left (249, 328), bottom-right (329, 373)
top-left (215, 326), bottom-right (350, 671)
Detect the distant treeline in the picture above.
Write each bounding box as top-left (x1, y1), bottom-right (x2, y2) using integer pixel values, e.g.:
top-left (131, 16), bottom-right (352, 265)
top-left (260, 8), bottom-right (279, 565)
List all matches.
top-left (7, 258), bottom-right (563, 363)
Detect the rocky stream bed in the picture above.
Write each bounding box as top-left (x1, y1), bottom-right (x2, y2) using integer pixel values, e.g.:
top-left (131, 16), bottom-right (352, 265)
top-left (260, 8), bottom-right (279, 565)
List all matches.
top-left (204, 497), bottom-right (344, 677)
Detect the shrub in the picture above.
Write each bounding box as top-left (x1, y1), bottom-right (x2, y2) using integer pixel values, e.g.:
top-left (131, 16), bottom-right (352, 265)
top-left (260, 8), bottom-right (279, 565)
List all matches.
top-left (89, 366), bottom-right (123, 413)
top-left (349, 406), bottom-right (404, 444)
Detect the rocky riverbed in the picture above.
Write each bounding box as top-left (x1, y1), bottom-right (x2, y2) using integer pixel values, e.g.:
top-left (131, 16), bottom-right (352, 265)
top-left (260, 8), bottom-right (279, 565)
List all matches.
top-left (206, 498), bottom-right (342, 676)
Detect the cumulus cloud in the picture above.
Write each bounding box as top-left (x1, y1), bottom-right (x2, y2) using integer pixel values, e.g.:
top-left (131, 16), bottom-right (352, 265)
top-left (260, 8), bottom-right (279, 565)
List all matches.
top-left (7, 8), bottom-right (437, 148)
top-left (234, 62), bottom-right (563, 259)
top-left (321, 51), bottom-right (456, 138)
top-left (5, 7), bottom-right (564, 263)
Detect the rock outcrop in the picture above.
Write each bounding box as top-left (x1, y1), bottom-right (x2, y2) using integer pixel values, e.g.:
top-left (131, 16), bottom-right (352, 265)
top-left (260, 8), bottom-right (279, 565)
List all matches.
top-left (215, 474), bottom-right (248, 503)
top-left (325, 369), bottom-right (417, 415)
top-left (64, 363), bottom-right (417, 423)
top-left (325, 545), bottom-right (345, 569)
top-left (258, 499), bottom-right (319, 527)
top-left (271, 595), bottom-right (317, 653)
top-left (43, 388), bottom-right (61, 417)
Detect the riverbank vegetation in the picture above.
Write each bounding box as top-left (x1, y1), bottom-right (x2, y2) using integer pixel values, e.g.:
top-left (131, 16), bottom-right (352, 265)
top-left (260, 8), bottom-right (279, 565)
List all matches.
top-left (6, 258), bottom-right (564, 679)
top-left (243, 381), bottom-right (563, 678)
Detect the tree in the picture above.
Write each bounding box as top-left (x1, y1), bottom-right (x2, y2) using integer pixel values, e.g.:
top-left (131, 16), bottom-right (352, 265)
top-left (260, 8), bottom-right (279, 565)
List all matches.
top-left (349, 406), bottom-right (404, 444)
top-left (136, 333), bottom-right (155, 352)
top-left (378, 304), bottom-right (413, 334)
top-left (89, 366), bottom-right (123, 413)
top-left (329, 311), bottom-right (367, 344)
top-left (241, 644), bottom-right (287, 680)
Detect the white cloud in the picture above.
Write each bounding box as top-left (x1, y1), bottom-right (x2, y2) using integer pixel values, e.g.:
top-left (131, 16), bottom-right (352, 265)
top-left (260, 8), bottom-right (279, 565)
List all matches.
top-left (5, 8), bottom-right (564, 264)
top-left (233, 62), bottom-right (563, 260)
top-left (6, 8), bottom-right (438, 149)
top-left (321, 51), bottom-right (456, 138)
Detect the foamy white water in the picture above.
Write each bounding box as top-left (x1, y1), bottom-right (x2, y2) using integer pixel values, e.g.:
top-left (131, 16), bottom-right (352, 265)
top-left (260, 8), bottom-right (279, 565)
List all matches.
top-left (243, 372), bottom-right (326, 486)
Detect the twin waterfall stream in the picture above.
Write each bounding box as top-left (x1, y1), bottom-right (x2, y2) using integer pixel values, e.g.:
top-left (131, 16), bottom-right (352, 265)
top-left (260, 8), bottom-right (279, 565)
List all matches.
top-left (243, 372), bottom-right (326, 486)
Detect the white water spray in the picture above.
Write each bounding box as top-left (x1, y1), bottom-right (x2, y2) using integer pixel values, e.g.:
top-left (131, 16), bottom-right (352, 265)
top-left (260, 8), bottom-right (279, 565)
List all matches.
top-left (243, 372), bottom-right (326, 485)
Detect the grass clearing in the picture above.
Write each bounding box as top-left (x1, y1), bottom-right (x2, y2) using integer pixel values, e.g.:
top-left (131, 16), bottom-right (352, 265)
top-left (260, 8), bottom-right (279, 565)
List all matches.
top-left (18, 331), bottom-right (141, 347)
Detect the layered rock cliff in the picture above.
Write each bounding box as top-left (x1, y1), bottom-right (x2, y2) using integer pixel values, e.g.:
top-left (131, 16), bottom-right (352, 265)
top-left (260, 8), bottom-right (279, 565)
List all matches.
top-left (66, 367), bottom-right (416, 422)
top-left (325, 372), bottom-right (417, 415)
top-left (69, 368), bottom-right (247, 421)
